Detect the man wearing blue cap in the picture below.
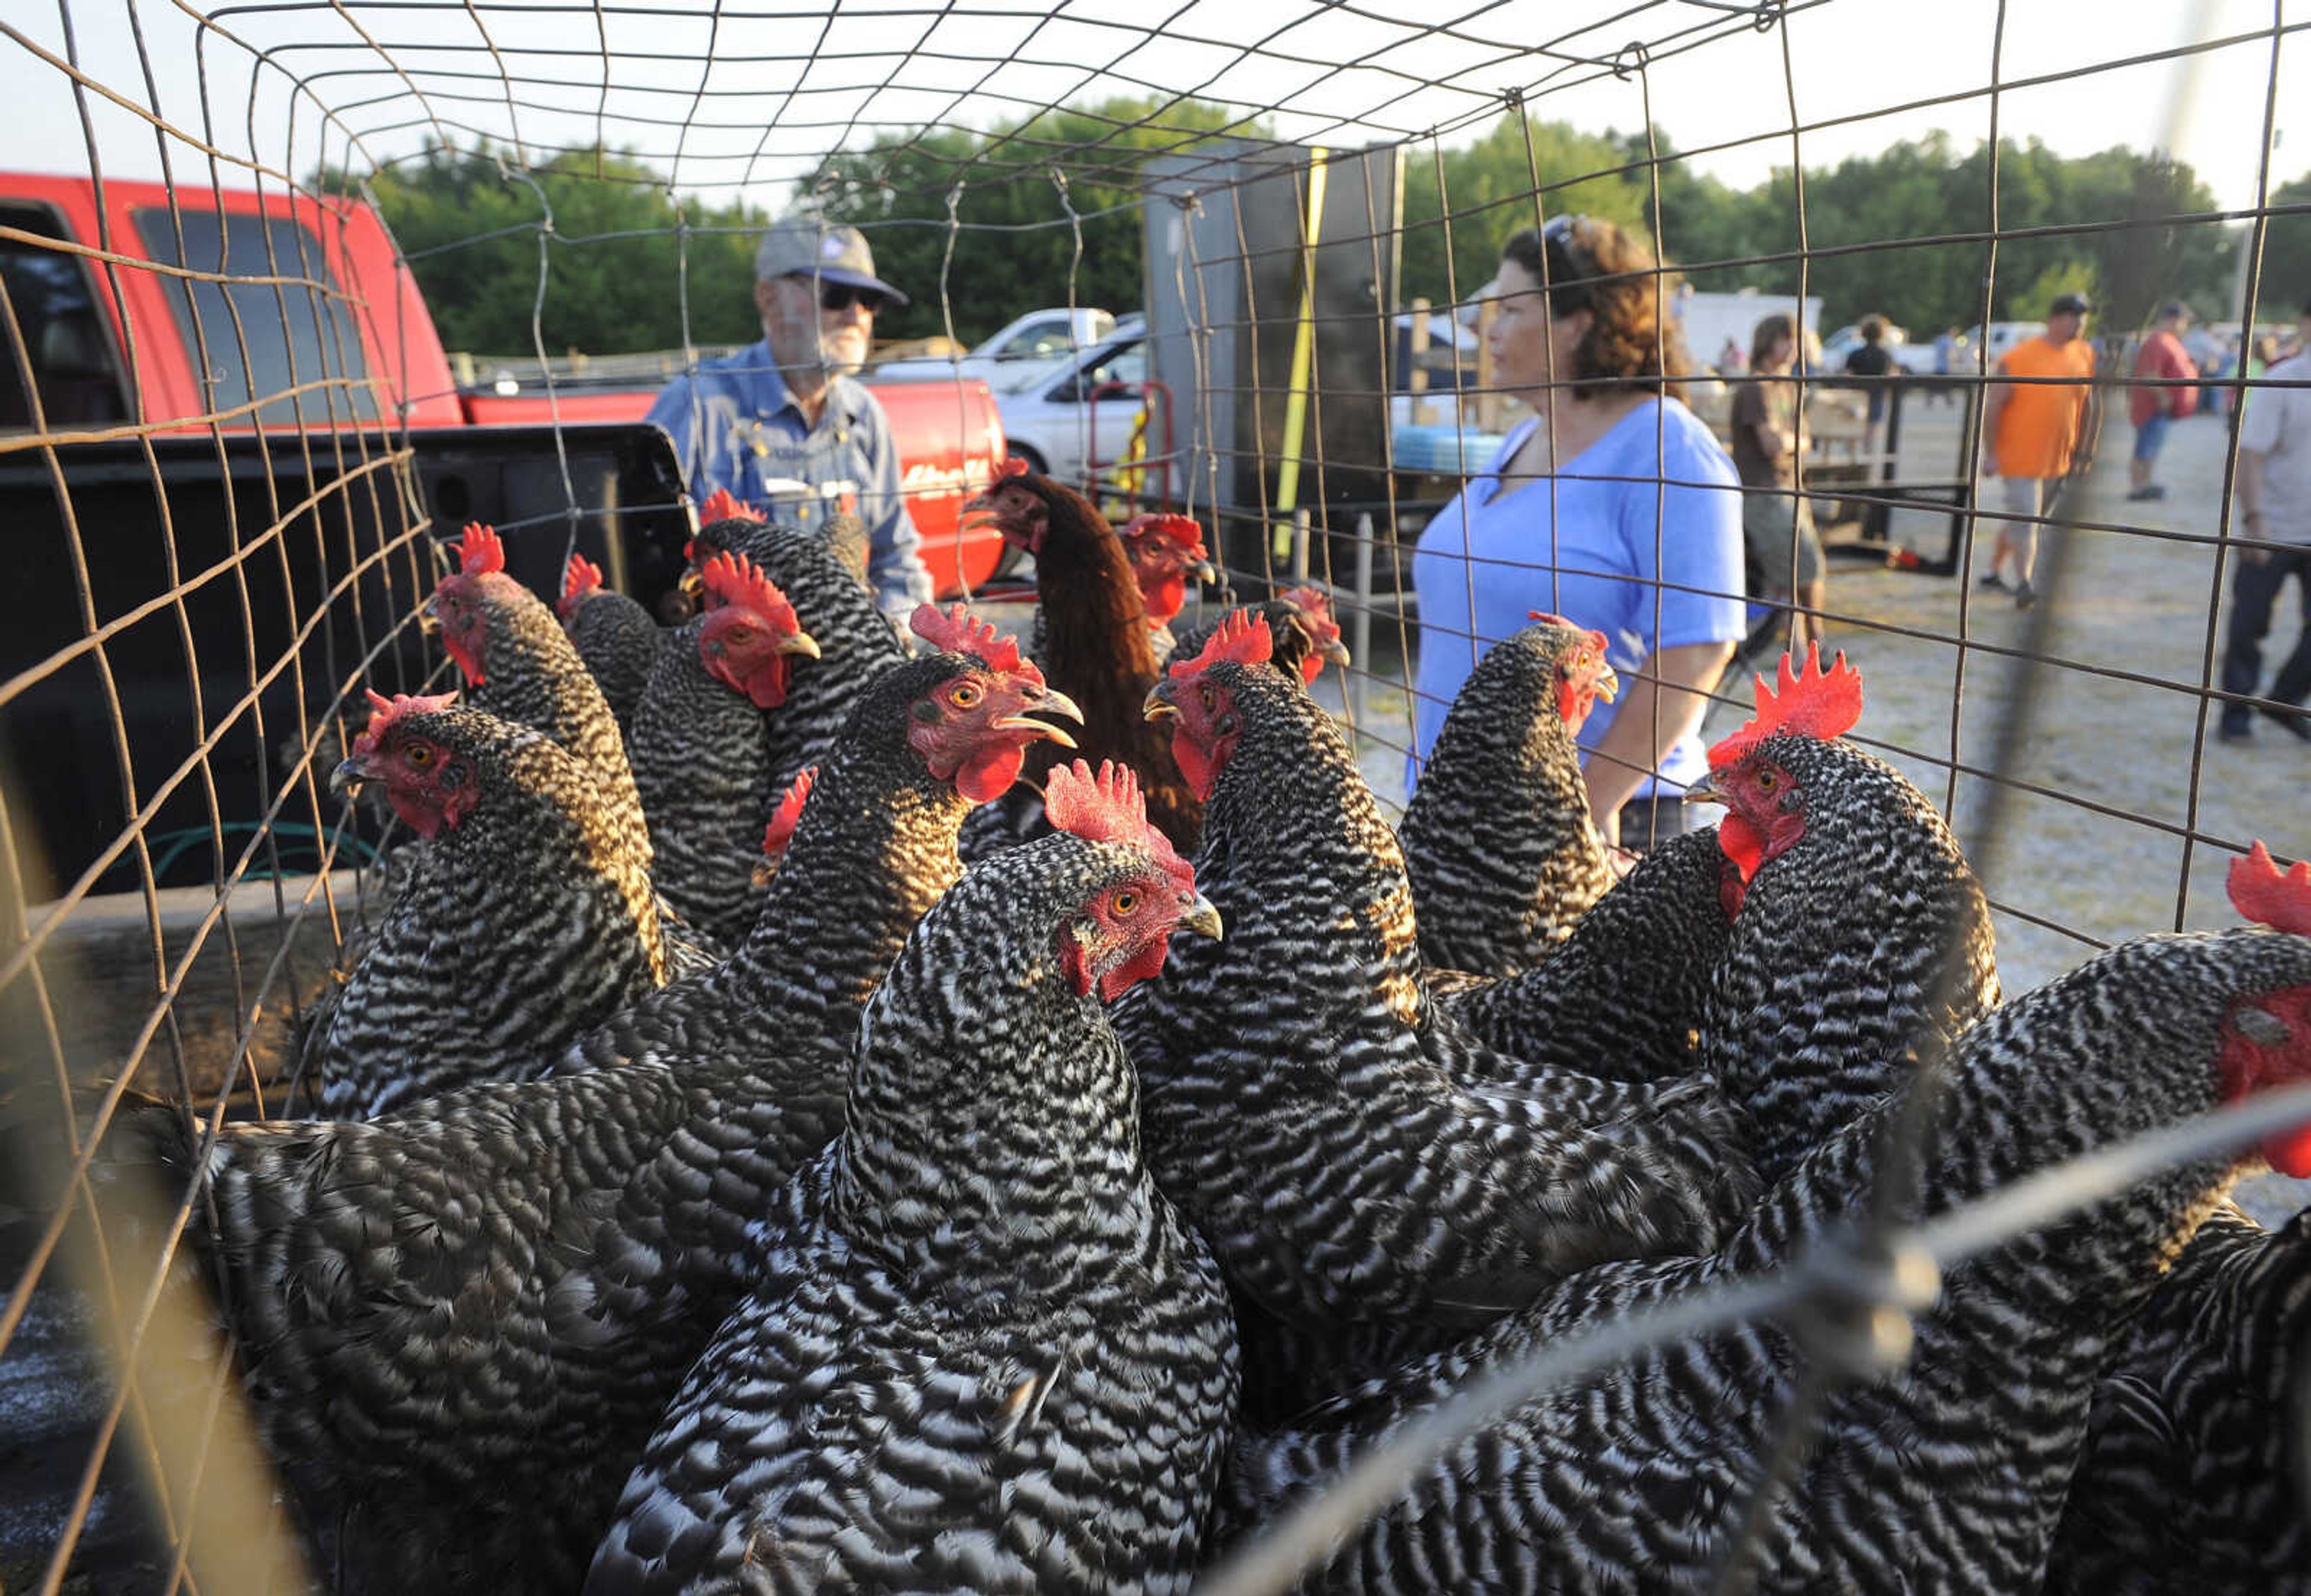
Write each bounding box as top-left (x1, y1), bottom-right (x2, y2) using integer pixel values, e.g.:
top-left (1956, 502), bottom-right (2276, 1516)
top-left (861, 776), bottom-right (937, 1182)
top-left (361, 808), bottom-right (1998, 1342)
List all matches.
top-left (647, 214), bottom-right (933, 614)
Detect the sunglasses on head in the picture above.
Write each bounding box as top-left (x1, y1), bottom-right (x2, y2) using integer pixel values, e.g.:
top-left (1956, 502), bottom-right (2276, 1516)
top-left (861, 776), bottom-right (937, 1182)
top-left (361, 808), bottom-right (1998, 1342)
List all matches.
top-left (788, 276), bottom-right (886, 315)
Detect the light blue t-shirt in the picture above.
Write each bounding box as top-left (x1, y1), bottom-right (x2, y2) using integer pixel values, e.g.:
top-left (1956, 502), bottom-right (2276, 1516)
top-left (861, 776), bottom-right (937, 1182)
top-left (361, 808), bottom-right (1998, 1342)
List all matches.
top-left (1409, 397), bottom-right (1745, 797)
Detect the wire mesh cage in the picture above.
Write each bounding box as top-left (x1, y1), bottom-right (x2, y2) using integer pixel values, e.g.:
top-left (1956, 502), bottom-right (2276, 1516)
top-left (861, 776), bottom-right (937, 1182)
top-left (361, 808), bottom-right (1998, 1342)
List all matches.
top-left (5, 0), bottom-right (2311, 1591)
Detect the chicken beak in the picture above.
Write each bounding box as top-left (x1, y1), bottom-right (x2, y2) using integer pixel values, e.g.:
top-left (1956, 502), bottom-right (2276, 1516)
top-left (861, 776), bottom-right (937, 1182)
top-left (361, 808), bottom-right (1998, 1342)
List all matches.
top-left (1681, 770), bottom-right (1727, 808)
top-left (1143, 681), bottom-right (1181, 721)
top-left (418, 601), bottom-right (441, 636)
top-left (1033, 685), bottom-right (1086, 726)
top-left (992, 684), bottom-right (1083, 749)
top-left (329, 755), bottom-right (372, 796)
top-left (1178, 892), bottom-right (1224, 941)
top-left (678, 567), bottom-right (705, 598)
top-left (1191, 559), bottom-right (1218, 584)
top-left (995, 717), bottom-right (1077, 750)
top-left (1594, 663), bottom-right (1621, 704)
top-left (781, 630), bottom-right (823, 660)
top-left (1320, 639), bottom-right (1352, 667)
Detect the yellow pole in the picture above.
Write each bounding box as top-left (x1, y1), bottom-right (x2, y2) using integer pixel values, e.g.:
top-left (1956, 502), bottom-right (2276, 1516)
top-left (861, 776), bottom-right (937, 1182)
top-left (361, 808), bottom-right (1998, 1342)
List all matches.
top-left (1272, 147), bottom-right (1329, 558)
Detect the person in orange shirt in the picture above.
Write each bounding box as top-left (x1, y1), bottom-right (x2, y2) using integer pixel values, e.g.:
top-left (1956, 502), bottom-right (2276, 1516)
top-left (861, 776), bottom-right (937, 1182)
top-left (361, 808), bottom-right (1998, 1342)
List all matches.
top-left (1977, 291), bottom-right (2102, 608)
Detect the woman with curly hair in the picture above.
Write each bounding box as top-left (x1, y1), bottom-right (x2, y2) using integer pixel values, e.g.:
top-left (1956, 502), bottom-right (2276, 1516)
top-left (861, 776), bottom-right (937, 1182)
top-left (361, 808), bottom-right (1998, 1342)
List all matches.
top-left (1410, 213), bottom-right (1745, 852)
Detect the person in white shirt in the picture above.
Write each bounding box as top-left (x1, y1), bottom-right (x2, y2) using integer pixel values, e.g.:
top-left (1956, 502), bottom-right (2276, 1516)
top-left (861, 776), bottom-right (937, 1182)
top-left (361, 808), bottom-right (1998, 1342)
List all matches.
top-left (2220, 295), bottom-right (2311, 743)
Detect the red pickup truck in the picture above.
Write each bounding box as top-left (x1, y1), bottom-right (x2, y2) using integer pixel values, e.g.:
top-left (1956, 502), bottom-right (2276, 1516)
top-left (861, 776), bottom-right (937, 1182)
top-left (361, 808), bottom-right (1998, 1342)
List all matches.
top-left (0, 171), bottom-right (1010, 595)
top-left (0, 173), bottom-right (1007, 892)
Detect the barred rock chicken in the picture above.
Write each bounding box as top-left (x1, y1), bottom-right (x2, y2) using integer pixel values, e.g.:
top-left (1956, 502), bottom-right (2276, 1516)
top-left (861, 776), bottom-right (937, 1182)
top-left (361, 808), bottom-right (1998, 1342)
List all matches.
top-left (626, 552), bottom-right (820, 948)
top-left (1218, 844), bottom-right (2311, 1596)
top-left (587, 762), bottom-right (1237, 1595)
top-left (961, 456), bottom-right (1198, 856)
top-left (559, 552), bottom-right (666, 733)
top-left (1432, 826), bottom-right (1732, 1089)
top-left (117, 609), bottom-right (1081, 1596)
top-left (430, 521), bottom-right (649, 856)
top-left (1680, 648), bottom-right (1999, 1183)
top-left (1121, 510), bottom-right (1217, 661)
top-left (1397, 613), bottom-right (1620, 976)
top-left (2047, 1195), bottom-right (2311, 1594)
top-left (1441, 649), bottom-right (1996, 1166)
top-left (1170, 584), bottom-right (1351, 691)
top-left (1118, 611), bottom-right (1755, 1414)
top-left (2045, 852), bottom-right (2311, 1592)
top-left (307, 691), bottom-right (671, 1120)
top-left (689, 491), bottom-right (909, 800)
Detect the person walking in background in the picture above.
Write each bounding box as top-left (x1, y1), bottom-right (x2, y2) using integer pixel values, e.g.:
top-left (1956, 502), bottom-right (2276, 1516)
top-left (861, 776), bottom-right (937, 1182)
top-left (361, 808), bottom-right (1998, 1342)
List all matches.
top-left (1732, 312), bottom-right (1825, 660)
top-left (2218, 295), bottom-right (2311, 745)
top-left (1929, 326), bottom-right (1959, 407)
top-left (2127, 300), bottom-right (2198, 502)
top-left (1843, 314), bottom-right (1901, 464)
top-left (646, 214), bottom-right (933, 616)
top-left (1977, 291), bottom-right (2100, 610)
top-left (1409, 214), bottom-right (1744, 853)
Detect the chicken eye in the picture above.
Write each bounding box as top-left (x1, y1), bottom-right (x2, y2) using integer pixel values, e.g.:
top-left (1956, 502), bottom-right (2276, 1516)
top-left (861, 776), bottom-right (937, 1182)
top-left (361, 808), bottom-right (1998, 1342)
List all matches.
top-left (1198, 684), bottom-right (1215, 713)
top-left (1755, 770), bottom-right (1777, 792)
top-left (406, 744), bottom-right (434, 767)
top-left (950, 681), bottom-right (984, 709)
top-left (724, 625), bottom-right (753, 644)
top-left (1111, 889), bottom-right (1140, 917)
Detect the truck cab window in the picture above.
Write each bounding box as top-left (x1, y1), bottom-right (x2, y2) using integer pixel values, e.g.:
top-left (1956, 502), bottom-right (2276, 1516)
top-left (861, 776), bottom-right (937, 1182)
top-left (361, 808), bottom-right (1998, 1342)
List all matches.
top-left (134, 206), bottom-right (377, 426)
top-left (0, 206), bottom-right (128, 430)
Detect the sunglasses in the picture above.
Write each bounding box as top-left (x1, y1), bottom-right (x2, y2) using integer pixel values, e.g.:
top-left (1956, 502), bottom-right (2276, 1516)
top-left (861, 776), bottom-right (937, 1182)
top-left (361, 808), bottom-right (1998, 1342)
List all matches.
top-left (788, 276), bottom-right (886, 315)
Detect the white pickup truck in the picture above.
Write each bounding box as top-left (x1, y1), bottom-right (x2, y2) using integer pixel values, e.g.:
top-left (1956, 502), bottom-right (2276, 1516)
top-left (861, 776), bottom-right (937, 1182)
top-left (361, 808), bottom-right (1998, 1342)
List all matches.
top-left (871, 307), bottom-right (1117, 386)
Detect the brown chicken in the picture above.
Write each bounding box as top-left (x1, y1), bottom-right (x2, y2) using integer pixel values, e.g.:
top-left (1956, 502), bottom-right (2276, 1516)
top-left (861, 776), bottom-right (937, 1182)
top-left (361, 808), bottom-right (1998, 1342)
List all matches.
top-left (958, 457), bottom-right (1199, 853)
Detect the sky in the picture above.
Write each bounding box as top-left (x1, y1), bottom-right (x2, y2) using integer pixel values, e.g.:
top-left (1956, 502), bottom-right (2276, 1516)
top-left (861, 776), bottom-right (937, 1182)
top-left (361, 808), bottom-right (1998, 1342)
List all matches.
top-left (0, 0), bottom-right (2301, 215)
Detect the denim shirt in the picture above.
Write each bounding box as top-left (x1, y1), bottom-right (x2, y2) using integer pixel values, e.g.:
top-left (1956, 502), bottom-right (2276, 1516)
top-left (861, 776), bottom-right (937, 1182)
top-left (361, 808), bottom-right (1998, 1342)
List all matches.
top-left (1409, 398), bottom-right (1745, 797)
top-left (645, 340), bottom-right (933, 612)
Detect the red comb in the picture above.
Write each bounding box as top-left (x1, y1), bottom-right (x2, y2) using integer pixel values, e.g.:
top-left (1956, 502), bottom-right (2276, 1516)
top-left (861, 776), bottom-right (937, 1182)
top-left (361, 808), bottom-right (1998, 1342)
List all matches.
top-left (909, 603), bottom-right (1026, 674)
top-left (1277, 585), bottom-right (1333, 620)
top-left (1044, 759), bottom-right (1196, 895)
top-left (997, 456), bottom-right (1030, 480)
top-left (1706, 643), bottom-right (1864, 770)
top-left (2230, 841), bottom-right (2311, 935)
top-left (1170, 607), bottom-right (1275, 678)
top-left (698, 488), bottom-right (766, 526)
top-left (456, 522), bottom-right (504, 575)
top-left (560, 553), bottom-right (604, 616)
top-left (351, 687), bottom-right (459, 756)
top-left (700, 551), bottom-right (800, 633)
top-left (762, 765), bottom-right (817, 859)
top-left (1124, 513), bottom-right (1207, 553)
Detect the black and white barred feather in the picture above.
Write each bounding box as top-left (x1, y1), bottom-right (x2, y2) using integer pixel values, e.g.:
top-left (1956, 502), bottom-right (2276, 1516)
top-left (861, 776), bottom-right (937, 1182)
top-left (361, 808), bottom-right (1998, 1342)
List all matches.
top-left (1691, 731), bottom-right (1999, 1184)
top-left (713, 516), bottom-right (908, 799)
top-left (1397, 618), bottom-right (1616, 976)
top-left (311, 705), bottom-right (669, 1119)
top-left (124, 652), bottom-right (1005, 1596)
top-left (1116, 659), bottom-right (1757, 1415)
top-left (447, 560), bottom-right (651, 859)
top-left (1221, 927), bottom-right (2311, 1595)
top-left (2046, 1199), bottom-right (2311, 1594)
top-left (1431, 827), bottom-right (1730, 1089)
top-left (626, 612), bottom-right (776, 949)
top-left (587, 835), bottom-right (1239, 1595)
top-left (563, 584), bottom-right (666, 733)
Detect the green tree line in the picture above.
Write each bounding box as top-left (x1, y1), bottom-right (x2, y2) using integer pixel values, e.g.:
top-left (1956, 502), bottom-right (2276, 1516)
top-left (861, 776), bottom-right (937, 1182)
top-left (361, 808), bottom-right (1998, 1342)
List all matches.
top-left (347, 112), bottom-right (2310, 357)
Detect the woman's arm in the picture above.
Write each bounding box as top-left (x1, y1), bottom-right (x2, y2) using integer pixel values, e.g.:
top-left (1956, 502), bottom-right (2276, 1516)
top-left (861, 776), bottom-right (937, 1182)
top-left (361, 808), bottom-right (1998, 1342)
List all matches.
top-left (1581, 637), bottom-right (1737, 843)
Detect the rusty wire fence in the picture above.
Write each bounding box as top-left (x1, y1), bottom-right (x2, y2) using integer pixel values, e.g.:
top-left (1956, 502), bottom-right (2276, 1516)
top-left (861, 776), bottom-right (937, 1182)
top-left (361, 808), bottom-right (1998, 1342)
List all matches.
top-left (3, 0), bottom-right (2310, 1591)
